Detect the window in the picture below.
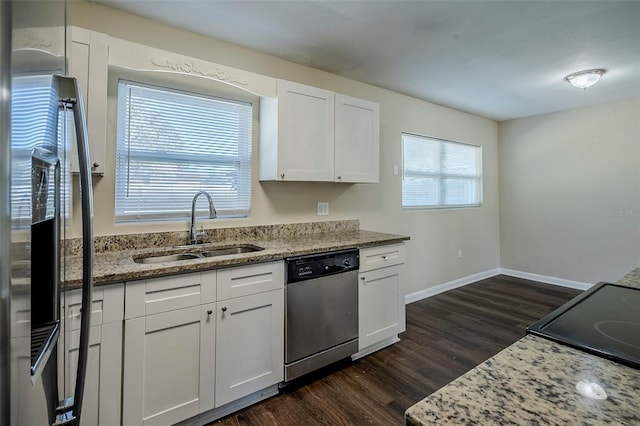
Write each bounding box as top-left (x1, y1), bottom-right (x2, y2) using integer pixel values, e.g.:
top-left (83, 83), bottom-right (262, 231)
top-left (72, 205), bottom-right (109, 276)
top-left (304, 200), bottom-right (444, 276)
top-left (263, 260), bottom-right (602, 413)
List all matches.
top-left (115, 81), bottom-right (252, 222)
top-left (402, 133), bottom-right (482, 209)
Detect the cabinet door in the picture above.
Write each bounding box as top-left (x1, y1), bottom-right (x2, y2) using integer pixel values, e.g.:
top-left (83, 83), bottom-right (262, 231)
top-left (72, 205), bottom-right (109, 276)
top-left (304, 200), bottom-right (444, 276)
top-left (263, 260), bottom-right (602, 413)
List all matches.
top-left (123, 304), bottom-right (215, 426)
top-left (67, 26), bottom-right (108, 175)
top-left (334, 94), bottom-right (380, 183)
top-left (358, 265), bottom-right (405, 350)
top-left (276, 80), bottom-right (334, 181)
top-left (215, 289), bottom-right (284, 407)
top-left (62, 323), bottom-right (122, 426)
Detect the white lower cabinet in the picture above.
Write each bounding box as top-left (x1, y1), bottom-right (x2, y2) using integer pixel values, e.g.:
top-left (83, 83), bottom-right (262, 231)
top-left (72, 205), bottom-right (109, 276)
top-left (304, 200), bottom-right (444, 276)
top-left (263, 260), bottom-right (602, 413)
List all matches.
top-left (215, 289), bottom-right (284, 407)
top-left (358, 265), bottom-right (405, 349)
top-left (122, 261), bottom-right (284, 425)
top-left (357, 244), bottom-right (406, 356)
top-left (122, 271), bottom-right (216, 426)
top-left (60, 283), bottom-right (124, 426)
top-left (122, 303), bottom-right (215, 426)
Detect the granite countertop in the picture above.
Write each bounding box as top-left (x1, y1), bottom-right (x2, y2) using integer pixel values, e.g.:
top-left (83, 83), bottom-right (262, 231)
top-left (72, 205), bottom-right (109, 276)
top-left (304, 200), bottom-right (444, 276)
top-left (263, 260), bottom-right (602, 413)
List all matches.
top-left (405, 268), bottom-right (640, 425)
top-left (64, 226), bottom-right (409, 288)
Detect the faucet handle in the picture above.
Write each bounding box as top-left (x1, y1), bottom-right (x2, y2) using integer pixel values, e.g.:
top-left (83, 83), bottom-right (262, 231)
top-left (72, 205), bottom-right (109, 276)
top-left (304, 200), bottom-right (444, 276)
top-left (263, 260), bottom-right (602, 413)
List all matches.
top-left (196, 225), bottom-right (205, 244)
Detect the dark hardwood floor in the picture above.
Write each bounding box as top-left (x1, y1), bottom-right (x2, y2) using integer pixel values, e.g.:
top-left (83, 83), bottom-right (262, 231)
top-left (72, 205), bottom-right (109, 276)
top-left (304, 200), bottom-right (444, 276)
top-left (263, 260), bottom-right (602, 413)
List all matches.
top-left (211, 275), bottom-right (581, 425)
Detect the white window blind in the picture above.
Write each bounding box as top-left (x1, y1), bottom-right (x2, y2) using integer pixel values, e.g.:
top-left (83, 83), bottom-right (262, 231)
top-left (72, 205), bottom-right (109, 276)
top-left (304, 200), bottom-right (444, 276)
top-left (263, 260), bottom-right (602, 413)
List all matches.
top-left (402, 133), bottom-right (482, 208)
top-left (115, 81), bottom-right (252, 222)
top-left (11, 75), bottom-right (71, 228)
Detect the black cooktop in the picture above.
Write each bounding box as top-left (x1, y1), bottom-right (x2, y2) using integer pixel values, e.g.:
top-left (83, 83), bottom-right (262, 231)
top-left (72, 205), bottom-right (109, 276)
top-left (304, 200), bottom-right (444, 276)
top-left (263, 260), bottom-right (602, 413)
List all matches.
top-left (527, 282), bottom-right (640, 369)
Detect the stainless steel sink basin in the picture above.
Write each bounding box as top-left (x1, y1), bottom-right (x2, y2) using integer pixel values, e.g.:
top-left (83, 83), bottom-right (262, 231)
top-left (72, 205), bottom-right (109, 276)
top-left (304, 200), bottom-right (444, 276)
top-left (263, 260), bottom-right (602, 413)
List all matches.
top-left (201, 245), bottom-right (263, 257)
top-left (133, 253), bottom-right (202, 264)
top-left (133, 245), bottom-right (263, 264)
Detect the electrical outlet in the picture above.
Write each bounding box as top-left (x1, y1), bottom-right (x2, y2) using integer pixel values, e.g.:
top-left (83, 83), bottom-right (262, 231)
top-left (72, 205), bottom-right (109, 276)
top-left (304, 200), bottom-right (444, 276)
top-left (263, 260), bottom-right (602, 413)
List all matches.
top-left (317, 202), bottom-right (329, 216)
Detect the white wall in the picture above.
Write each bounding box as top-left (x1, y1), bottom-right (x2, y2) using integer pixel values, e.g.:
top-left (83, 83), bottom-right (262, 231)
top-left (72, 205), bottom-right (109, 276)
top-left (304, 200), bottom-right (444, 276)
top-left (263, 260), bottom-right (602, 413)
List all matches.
top-left (68, 1), bottom-right (501, 295)
top-left (499, 97), bottom-right (640, 284)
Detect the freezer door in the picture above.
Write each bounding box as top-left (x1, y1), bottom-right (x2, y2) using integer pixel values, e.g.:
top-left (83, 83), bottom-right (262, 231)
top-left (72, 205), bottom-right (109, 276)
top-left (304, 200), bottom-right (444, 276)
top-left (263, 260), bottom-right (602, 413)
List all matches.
top-left (4, 1), bottom-right (68, 425)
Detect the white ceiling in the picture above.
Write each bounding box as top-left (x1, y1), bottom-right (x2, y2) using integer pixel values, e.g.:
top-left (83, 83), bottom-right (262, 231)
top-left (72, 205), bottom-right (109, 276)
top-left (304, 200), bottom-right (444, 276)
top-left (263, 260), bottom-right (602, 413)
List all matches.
top-left (95, 0), bottom-right (640, 121)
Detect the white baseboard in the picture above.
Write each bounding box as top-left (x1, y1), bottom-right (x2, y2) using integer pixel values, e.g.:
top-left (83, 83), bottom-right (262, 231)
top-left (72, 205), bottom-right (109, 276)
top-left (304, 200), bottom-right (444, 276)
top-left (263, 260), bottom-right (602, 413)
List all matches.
top-left (405, 268), bottom-right (501, 304)
top-left (404, 267), bottom-right (593, 305)
top-left (499, 268), bottom-right (592, 291)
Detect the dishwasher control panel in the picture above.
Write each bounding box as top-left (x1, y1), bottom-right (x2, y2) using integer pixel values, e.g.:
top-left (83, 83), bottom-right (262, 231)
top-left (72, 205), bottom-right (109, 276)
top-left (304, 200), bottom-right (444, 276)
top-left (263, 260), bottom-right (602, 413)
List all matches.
top-left (286, 249), bottom-right (359, 283)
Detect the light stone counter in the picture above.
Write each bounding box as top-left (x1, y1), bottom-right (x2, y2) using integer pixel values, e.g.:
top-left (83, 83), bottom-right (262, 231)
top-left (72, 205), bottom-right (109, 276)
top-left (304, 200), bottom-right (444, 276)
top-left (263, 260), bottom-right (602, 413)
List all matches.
top-left (63, 220), bottom-right (409, 288)
top-left (405, 269), bottom-right (640, 425)
top-left (617, 267), bottom-right (640, 288)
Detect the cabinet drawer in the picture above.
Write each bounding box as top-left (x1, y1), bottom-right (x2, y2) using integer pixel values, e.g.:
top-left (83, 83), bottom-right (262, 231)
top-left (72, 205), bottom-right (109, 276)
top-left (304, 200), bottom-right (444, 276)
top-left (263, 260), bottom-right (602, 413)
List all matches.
top-left (359, 243), bottom-right (405, 272)
top-left (217, 261), bottom-right (284, 301)
top-left (63, 283), bottom-right (124, 331)
top-left (125, 272), bottom-right (216, 319)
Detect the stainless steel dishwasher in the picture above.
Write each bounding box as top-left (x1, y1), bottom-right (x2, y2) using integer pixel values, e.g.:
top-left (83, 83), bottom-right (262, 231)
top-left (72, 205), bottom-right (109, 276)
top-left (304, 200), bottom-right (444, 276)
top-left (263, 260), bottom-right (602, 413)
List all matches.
top-left (284, 249), bottom-right (359, 382)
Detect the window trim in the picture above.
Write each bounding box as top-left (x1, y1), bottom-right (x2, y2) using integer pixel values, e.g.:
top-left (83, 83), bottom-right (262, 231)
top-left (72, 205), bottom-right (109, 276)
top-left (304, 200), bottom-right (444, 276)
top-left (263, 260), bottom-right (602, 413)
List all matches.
top-left (401, 132), bottom-right (483, 210)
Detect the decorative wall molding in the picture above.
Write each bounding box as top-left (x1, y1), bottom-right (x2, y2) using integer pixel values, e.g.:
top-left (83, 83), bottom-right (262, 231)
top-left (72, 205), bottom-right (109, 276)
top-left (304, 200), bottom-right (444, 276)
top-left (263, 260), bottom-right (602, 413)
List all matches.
top-left (106, 32), bottom-right (277, 97)
top-left (150, 57), bottom-right (249, 87)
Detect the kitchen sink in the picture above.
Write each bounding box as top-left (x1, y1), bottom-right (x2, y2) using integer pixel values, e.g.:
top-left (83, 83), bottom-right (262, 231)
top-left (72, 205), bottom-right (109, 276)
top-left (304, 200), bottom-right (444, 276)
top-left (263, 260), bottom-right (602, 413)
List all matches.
top-left (134, 253), bottom-right (202, 264)
top-left (133, 245), bottom-right (264, 264)
top-left (200, 245), bottom-right (263, 257)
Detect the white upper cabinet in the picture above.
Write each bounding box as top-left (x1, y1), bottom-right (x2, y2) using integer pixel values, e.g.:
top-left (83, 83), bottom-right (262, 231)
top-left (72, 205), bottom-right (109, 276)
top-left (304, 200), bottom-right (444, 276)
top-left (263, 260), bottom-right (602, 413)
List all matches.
top-left (260, 80), bottom-right (335, 181)
top-left (334, 94), bottom-right (380, 183)
top-left (67, 26), bottom-right (108, 175)
top-left (260, 80), bottom-right (379, 183)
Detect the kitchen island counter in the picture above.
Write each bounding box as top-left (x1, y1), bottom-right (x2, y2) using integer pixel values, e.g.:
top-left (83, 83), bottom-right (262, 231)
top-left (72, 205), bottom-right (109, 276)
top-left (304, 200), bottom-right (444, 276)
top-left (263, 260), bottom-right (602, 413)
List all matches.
top-left (405, 269), bottom-right (640, 425)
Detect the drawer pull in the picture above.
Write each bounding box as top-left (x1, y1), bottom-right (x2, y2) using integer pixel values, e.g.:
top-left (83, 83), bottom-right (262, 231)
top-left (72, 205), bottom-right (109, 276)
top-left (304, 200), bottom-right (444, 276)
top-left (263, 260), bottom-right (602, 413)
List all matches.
top-left (381, 255), bottom-right (387, 260)
top-left (221, 307), bottom-right (227, 312)
top-left (206, 310), bottom-right (213, 315)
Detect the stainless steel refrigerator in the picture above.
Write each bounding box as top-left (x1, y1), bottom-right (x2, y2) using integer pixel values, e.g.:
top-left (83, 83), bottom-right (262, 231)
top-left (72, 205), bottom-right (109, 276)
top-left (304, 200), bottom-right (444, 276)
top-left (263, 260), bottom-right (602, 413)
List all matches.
top-left (1, 1), bottom-right (95, 425)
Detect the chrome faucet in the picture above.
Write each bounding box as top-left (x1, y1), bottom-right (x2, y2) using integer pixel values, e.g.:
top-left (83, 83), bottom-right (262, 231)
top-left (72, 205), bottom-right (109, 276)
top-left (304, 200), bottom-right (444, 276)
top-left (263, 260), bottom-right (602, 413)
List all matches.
top-left (190, 191), bottom-right (217, 245)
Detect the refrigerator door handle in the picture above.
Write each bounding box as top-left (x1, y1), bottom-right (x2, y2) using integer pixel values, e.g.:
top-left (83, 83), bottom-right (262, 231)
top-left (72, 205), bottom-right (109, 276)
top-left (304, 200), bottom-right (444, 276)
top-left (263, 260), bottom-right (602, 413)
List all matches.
top-left (54, 75), bottom-right (94, 425)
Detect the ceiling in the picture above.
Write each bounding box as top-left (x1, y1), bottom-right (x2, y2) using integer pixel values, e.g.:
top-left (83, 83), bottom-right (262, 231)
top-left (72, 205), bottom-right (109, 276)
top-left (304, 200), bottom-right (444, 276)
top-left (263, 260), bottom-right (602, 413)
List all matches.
top-left (94, 0), bottom-right (640, 121)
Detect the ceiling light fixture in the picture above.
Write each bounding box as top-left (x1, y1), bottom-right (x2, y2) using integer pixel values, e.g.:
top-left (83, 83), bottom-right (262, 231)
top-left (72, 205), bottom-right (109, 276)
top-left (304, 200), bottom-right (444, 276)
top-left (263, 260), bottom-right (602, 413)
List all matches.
top-left (564, 69), bottom-right (606, 90)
